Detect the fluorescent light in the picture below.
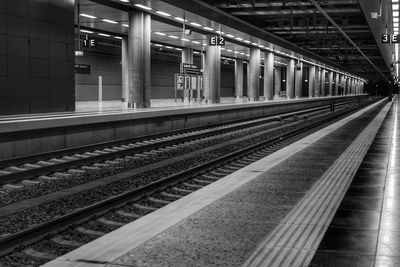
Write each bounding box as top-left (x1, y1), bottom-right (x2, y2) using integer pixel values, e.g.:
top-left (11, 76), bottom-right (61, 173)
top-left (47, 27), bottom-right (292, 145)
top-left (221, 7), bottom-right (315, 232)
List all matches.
top-left (227, 49), bottom-right (233, 52)
top-left (114, 36), bottom-right (123, 39)
top-left (120, 0), bottom-right (129, 2)
top-left (395, 18), bottom-right (399, 22)
top-left (251, 42), bottom-right (258, 46)
top-left (193, 51), bottom-right (200, 54)
top-left (190, 22), bottom-right (202, 27)
top-left (181, 38), bottom-right (190, 41)
top-left (234, 51), bottom-right (239, 53)
top-left (244, 40), bottom-right (251, 43)
top-left (235, 37), bottom-right (243, 41)
top-left (202, 43), bottom-right (207, 46)
top-left (154, 44), bottom-right (163, 47)
top-left (98, 33), bottom-right (111, 37)
top-left (220, 47), bottom-right (226, 50)
top-left (168, 35), bottom-right (179, 39)
top-left (122, 24), bottom-right (129, 27)
top-left (394, 11), bottom-right (399, 16)
top-left (102, 19), bottom-right (118, 24)
top-left (226, 34), bottom-right (234, 38)
top-left (203, 27), bottom-right (214, 31)
top-left (154, 32), bottom-right (166, 36)
top-left (156, 11), bottom-right (171, 17)
top-left (394, 4), bottom-right (399, 10)
top-left (215, 31), bottom-right (225, 34)
top-left (80, 29), bottom-right (93, 33)
top-left (191, 40), bottom-right (200, 44)
top-left (174, 17), bottom-right (187, 22)
top-left (134, 4), bottom-right (152, 10)
top-left (165, 46), bottom-right (173, 49)
top-left (80, 13), bottom-right (97, 19)
top-left (175, 47), bottom-right (182, 50)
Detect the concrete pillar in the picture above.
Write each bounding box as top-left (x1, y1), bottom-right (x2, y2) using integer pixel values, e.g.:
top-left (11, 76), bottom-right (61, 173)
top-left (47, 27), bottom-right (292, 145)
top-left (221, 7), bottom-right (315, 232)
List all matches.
top-left (264, 51), bottom-right (274, 100)
top-left (128, 9), bottom-right (151, 108)
top-left (286, 59), bottom-right (295, 98)
top-left (295, 62), bottom-right (302, 98)
top-left (328, 71), bottom-right (333, 96)
top-left (248, 47), bottom-right (260, 101)
top-left (341, 75), bottom-right (346, 95)
top-left (308, 65), bottom-right (315, 97)
top-left (246, 62), bottom-right (250, 99)
top-left (182, 48), bottom-right (193, 64)
top-left (361, 82), bottom-right (364, 93)
top-left (234, 58), bottom-right (243, 98)
top-left (334, 72), bottom-right (339, 96)
top-left (274, 67), bottom-right (281, 98)
top-left (314, 67), bottom-right (320, 97)
top-left (204, 44), bottom-right (221, 103)
top-left (320, 68), bottom-right (326, 96)
top-left (121, 36), bottom-right (129, 102)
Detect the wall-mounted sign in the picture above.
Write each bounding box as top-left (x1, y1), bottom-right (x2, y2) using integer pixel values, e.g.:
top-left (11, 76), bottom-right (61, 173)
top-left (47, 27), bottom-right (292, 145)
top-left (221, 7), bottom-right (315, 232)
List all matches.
top-left (75, 64), bottom-right (91, 74)
top-left (208, 36), bottom-right (225, 46)
top-left (382, 34), bottom-right (399, 43)
top-left (75, 50), bottom-right (84, 56)
top-left (83, 38), bottom-right (97, 48)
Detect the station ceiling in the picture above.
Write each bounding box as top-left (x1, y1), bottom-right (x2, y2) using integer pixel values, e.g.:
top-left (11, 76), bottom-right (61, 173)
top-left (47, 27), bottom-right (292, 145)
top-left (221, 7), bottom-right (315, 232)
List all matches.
top-left (77, 0), bottom-right (395, 82)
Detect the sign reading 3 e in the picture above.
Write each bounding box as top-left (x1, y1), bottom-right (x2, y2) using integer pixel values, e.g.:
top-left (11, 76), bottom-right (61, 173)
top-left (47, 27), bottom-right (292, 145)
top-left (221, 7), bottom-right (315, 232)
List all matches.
top-left (382, 34), bottom-right (400, 44)
top-left (209, 36), bottom-right (225, 46)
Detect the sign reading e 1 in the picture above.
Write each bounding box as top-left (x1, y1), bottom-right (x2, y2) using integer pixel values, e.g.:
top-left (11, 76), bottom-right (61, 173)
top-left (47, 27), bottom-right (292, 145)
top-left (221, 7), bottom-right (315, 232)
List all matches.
top-left (382, 34), bottom-right (400, 44)
top-left (208, 36), bottom-right (225, 46)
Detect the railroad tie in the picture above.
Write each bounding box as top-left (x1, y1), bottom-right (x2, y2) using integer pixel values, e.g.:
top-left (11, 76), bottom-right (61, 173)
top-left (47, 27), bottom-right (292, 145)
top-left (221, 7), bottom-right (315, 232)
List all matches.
top-left (23, 248), bottom-right (56, 260)
top-left (21, 180), bottom-right (40, 186)
top-left (97, 218), bottom-right (126, 228)
top-left (2, 184), bottom-right (23, 191)
top-left (115, 210), bottom-right (142, 219)
top-left (75, 227), bottom-right (106, 237)
top-left (50, 237), bottom-right (83, 248)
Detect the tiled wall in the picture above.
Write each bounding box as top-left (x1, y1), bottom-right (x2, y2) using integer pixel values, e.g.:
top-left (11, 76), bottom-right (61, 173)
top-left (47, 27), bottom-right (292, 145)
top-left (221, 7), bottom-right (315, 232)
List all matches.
top-left (0, 0), bottom-right (75, 115)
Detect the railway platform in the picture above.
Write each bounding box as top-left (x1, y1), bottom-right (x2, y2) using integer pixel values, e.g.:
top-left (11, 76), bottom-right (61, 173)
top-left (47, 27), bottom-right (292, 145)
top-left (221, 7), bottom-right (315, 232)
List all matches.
top-left (42, 97), bottom-right (394, 266)
top-left (0, 95), bottom-right (365, 161)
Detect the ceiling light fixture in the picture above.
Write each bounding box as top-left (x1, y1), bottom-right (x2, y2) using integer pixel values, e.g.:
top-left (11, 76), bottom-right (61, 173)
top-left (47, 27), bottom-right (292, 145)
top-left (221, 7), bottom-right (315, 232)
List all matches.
top-left (80, 14), bottom-right (97, 19)
top-left (154, 32), bottom-right (166, 36)
top-left (190, 22), bottom-right (202, 27)
top-left (102, 19), bottom-right (118, 24)
top-left (156, 11), bottom-right (171, 17)
top-left (98, 33), bottom-right (111, 37)
top-left (134, 4), bottom-right (152, 10)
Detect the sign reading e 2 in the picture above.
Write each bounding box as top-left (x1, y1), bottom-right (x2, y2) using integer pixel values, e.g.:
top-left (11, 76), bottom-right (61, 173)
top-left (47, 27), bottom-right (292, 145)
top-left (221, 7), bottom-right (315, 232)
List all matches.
top-left (208, 36), bottom-right (225, 46)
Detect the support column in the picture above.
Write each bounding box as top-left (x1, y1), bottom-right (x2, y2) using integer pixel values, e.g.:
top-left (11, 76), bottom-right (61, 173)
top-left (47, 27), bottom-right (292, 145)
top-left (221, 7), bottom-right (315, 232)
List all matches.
top-left (248, 47), bottom-right (260, 101)
top-left (295, 62), bottom-right (302, 98)
top-left (286, 59), bottom-right (295, 98)
top-left (334, 72), bottom-right (339, 96)
top-left (121, 36), bottom-right (129, 102)
top-left (182, 48), bottom-right (193, 64)
top-left (328, 71), bottom-right (333, 96)
top-left (342, 75), bottom-right (346, 95)
top-left (314, 67), bottom-right (320, 97)
top-left (274, 67), bottom-right (281, 98)
top-left (320, 68), bottom-right (326, 96)
top-left (264, 51), bottom-right (274, 100)
top-left (204, 44), bottom-right (221, 103)
top-left (128, 9), bottom-right (151, 108)
top-left (308, 65), bottom-right (315, 97)
top-left (234, 59), bottom-right (244, 99)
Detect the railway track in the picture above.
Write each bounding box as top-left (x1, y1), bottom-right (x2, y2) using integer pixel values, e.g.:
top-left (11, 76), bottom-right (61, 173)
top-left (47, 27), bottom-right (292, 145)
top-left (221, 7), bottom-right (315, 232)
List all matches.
top-left (0, 100), bottom-right (359, 192)
top-left (0, 98), bottom-right (382, 266)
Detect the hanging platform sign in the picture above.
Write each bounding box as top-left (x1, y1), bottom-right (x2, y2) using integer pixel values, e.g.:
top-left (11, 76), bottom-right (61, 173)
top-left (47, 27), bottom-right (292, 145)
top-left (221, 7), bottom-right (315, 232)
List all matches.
top-left (180, 63), bottom-right (201, 74)
top-left (382, 34), bottom-right (400, 43)
top-left (208, 36), bottom-right (225, 46)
